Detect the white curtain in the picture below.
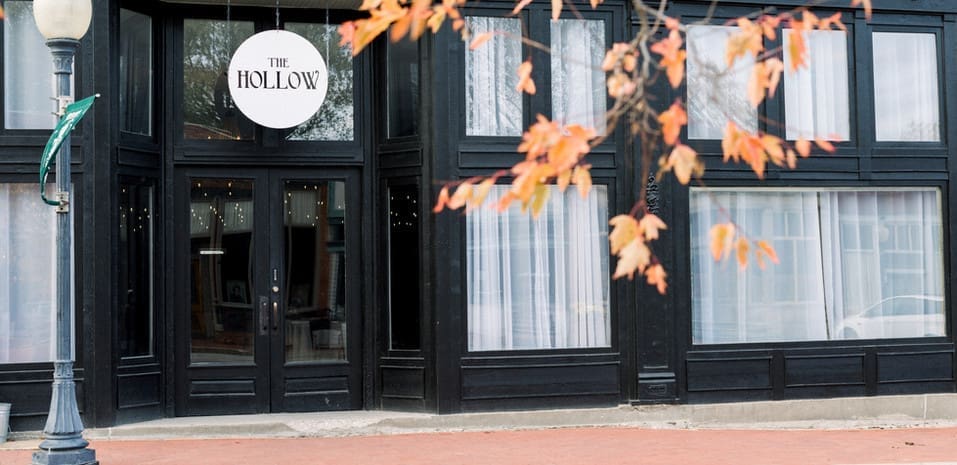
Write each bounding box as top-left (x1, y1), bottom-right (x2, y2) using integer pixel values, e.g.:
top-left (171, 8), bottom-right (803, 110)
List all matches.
top-left (783, 30), bottom-right (850, 141)
top-left (4, 1), bottom-right (58, 130)
top-left (467, 186), bottom-right (610, 351)
top-left (550, 19), bottom-right (606, 133)
top-left (691, 190), bottom-right (826, 343)
top-left (686, 25), bottom-right (756, 139)
top-left (0, 184), bottom-right (59, 363)
top-left (691, 189), bottom-right (944, 344)
top-left (465, 17), bottom-right (523, 136)
top-left (872, 32), bottom-right (939, 142)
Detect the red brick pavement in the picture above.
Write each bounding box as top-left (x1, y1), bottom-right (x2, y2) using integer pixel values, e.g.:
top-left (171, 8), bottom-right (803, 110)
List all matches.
top-left (2, 427), bottom-right (957, 465)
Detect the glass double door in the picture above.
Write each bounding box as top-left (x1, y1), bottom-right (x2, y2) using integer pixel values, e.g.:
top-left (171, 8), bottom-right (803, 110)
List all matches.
top-left (178, 168), bottom-right (359, 415)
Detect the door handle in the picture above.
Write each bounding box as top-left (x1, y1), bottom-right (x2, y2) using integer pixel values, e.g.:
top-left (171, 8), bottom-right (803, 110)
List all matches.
top-left (272, 301), bottom-right (279, 332)
top-left (258, 296), bottom-right (269, 336)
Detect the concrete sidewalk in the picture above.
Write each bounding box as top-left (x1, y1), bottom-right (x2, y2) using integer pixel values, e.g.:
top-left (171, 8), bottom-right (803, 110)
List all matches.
top-left (7, 393), bottom-right (957, 443)
top-left (4, 393), bottom-right (957, 464)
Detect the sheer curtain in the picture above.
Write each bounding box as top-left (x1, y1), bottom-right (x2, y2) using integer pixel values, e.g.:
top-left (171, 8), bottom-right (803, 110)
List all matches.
top-left (783, 30), bottom-right (850, 141)
top-left (468, 186), bottom-right (610, 351)
top-left (686, 25), bottom-right (756, 139)
top-left (550, 19), bottom-right (606, 133)
top-left (821, 191), bottom-right (944, 339)
top-left (0, 185), bottom-right (58, 363)
top-left (691, 190), bottom-right (826, 343)
top-left (691, 189), bottom-right (944, 344)
top-left (872, 32), bottom-right (940, 141)
top-left (465, 17), bottom-right (523, 137)
top-left (4, 1), bottom-right (57, 130)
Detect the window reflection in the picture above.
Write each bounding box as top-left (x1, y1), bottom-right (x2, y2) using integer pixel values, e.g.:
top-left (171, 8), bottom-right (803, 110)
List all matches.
top-left (183, 20), bottom-right (255, 141)
top-left (284, 23), bottom-right (354, 142)
top-left (119, 182), bottom-right (154, 357)
top-left (120, 9), bottom-right (153, 136)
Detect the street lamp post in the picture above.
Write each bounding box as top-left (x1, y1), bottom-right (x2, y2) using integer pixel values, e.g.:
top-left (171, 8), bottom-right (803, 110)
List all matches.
top-left (31, 1), bottom-right (96, 464)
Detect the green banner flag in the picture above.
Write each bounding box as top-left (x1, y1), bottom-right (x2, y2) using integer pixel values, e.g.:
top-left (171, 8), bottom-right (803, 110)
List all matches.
top-left (40, 94), bottom-right (99, 206)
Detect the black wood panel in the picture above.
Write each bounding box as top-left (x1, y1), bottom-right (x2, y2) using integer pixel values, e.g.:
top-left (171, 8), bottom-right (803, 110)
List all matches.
top-left (381, 366), bottom-right (426, 400)
top-left (784, 355), bottom-right (866, 387)
top-left (117, 371), bottom-right (162, 409)
top-left (0, 370), bottom-right (86, 431)
top-left (686, 358), bottom-right (772, 392)
top-left (461, 361), bottom-right (619, 401)
top-left (878, 352), bottom-right (955, 383)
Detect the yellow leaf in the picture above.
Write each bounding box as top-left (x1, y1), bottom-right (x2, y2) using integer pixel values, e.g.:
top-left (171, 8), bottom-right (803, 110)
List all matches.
top-left (639, 213), bottom-right (668, 241)
top-left (650, 29), bottom-right (686, 89)
top-left (530, 183), bottom-right (550, 218)
top-left (608, 215), bottom-right (640, 255)
top-left (735, 237), bottom-right (750, 270)
top-left (645, 264), bottom-right (668, 294)
top-left (814, 137), bottom-right (836, 153)
top-left (663, 144), bottom-right (703, 185)
top-left (613, 239), bottom-right (651, 280)
top-left (469, 32), bottom-right (494, 50)
top-left (572, 165), bottom-right (592, 198)
top-left (757, 240), bottom-right (780, 264)
top-left (709, 223), bottom-right (735, 261)
top-left (470, 178), bottom-right (495, 210)
top-left (556, 169), bottom-right (572, 192)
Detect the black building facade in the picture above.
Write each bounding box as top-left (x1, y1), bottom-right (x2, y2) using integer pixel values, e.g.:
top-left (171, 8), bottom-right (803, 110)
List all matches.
top-left (1, 0), bottom-right (955, 431)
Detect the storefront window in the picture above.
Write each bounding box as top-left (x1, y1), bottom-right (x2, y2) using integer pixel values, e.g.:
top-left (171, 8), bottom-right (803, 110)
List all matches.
top-left (783, 29), bottom-right (849, 141)
top-left (284, 23), bottom-right (354, 142)
top-left (467, 185), bottom-right (610, 351)
top-left (118, 182), bottom-right (154, 358)
top-left (686, 25), bottom-right (756, 139)
top-left (872, 32), bottom-right (940, 142)
top-left (119, 9), bottom-right (153, 137)
top-left (388, 184), bottom-right (420, 350)
top-left (183, 19), bottom-right (255, 141)
top-left (3, 1), bottom-right (58, 130)
top-left (464, 16), bottom-right (523, 137)
top-left (691, 188), bottom-right (945, 343)
top-left (550, 19), bottom-right (606, 134)
top-left (0, 184), bottom-right (67, 363)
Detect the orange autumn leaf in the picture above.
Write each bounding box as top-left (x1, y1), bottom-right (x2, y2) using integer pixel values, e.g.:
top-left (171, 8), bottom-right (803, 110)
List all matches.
top-left (608, 215), bottom-right (640, 254)
top-left (795, 137), bottom-right (812, 157)
top-left (469, 31), bottom-right (494, 50)
top-left (747, 58), bottom-right (785, 107)
top-left (661, 144), bottom-right (703, 185)
top-left (516, 60), bottom-right (537, 95)
top-left (572, 164), bottom-right (593, 199)
top-left (735, 237), bottom-right (750, 270)
top-left (786, 149), bottom-right (798, 169)
top-left (607, 72), bottom-right (637, 98)
top-left (815, 137), bottom-right (836, 153)
top-left (613, 239), bottom-right (651, 280)
top-left (511, 0), bottom-right (533, 15)
top-left (447, 182), bottom-right (473, 210)
top-left (639, 213), bottom-right (668, 241)
top-left (757, 240), bottom-right (780, 265)
top-left (758, 15), bottom-right (781, 41)
top-left (433, 185), bottom-right (450, 213)
top-left (658, 101), bottom-right (687, 146)
top-left (551, 0), bottom-right (562, 21)
top-left (650, 28), bottom-right (686, 89)
top-left (819, 12), bottom-right (847, 31)
top-left (709, 223), bottom-right (735, 261)
top-left (851, 0), bottom-right (872, 20)
top-left (785, 29), bottom-right (807, 71)
top-left (547, 124), bottom-right (593, 172)
top-left (529, 183), bottom-right (550, 217)
top-left (645, 264), bottom-right (668, 294)
top-left (518, 115), bottom-right (560, 159)
top-left (726, 18), bottom-right (764, 67)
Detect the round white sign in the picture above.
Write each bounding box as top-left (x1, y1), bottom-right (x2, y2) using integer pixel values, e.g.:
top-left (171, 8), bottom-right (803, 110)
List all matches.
top-left (227, 30), bottom-right (328, 129)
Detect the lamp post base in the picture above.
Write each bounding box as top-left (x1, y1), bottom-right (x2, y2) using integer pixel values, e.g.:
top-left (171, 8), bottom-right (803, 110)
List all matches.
top-left (31, 447), bottom-right (98, 465)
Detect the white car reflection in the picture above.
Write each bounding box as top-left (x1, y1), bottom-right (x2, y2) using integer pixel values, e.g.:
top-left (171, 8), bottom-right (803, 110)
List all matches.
top-left (837, 295), bottom-right (945, 340)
